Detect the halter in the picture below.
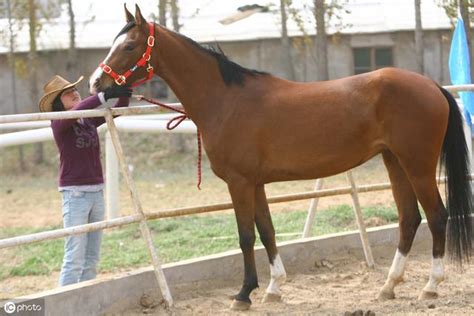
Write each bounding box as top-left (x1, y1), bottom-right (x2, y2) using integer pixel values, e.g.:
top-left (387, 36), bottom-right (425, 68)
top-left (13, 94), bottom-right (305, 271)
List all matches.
top-left (100, 22), bottom-right (155, 87)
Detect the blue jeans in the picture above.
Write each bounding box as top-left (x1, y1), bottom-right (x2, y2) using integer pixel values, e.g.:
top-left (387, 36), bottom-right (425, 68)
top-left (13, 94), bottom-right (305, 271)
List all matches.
top-left (59, 190), bottom-right (105, 286)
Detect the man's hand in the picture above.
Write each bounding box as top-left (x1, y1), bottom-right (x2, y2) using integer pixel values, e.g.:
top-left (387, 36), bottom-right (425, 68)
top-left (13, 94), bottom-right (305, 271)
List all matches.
top-left (103, 86), bottom-right (133, 101)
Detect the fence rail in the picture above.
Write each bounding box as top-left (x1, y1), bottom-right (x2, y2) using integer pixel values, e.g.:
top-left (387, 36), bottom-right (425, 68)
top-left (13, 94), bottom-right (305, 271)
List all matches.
top-left (443, 84), bottom-right (474, 92)
top-left (3, 174), bottom-right (473, 250)
top-left (0, 105), bottom-right (162, 123)
top-left (0, 182), bottom-right (387, 249)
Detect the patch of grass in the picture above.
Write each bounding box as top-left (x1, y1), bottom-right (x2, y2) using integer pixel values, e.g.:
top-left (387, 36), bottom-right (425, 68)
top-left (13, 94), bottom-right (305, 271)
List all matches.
top-left (363, 205), bottom-right (400, 222)
top-left (7, 242), bottom-right (63, 277)
top-left (0, 205), bottom-right (397, 280)
top-left (0, 227), bottom-right (64, 278)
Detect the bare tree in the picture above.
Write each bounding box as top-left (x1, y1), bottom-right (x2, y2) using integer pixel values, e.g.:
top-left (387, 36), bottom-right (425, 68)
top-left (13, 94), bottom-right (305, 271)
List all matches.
top-left (66, 0), bottom-right (78, 79)
top-left (28, 0), bottom-right (43, 164)
top-left (286, 0), bottom-right (348, 81)
top-left (170, 0), bottom-right (180, 32)
top-left (159, 0), bottom-right (186, 152)
top-left (7, 0), bottom-right (25, 170)
top-left (159, 0), bottom-right (167, 26)
top-left (314, 0), bottom-right (329, 81)
top-left (280, 0), bottom-right (296, 80)
top-left (414, 0), bottom-right (424, 74)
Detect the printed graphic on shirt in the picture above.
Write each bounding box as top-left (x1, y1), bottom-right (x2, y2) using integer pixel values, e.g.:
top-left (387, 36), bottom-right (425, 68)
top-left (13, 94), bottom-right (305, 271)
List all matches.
top-left (73, 123), bottom-right (99, 149)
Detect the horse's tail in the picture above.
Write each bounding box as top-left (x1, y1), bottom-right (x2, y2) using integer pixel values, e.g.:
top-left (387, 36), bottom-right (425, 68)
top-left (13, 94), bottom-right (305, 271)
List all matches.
top-left (439, 86), bottom-right (472, 264)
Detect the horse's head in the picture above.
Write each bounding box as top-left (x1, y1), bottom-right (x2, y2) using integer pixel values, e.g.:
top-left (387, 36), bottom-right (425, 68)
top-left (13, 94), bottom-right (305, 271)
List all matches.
top-left (89, 4), bottom-right (154, 94)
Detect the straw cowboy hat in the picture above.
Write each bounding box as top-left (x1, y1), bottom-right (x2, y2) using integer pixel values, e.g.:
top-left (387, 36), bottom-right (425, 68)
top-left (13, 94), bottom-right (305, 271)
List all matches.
top-left (38, 75), bottom-right (84, 112)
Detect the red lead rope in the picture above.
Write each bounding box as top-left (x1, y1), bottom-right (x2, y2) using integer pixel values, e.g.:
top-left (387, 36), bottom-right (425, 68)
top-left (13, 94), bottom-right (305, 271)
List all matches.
top-left (137, 96), bottom-right (202, 190)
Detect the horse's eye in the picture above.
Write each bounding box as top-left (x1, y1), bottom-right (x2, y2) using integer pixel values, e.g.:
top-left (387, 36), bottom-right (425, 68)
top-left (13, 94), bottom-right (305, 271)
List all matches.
top-left (124, 44), bottom-right (135, 51)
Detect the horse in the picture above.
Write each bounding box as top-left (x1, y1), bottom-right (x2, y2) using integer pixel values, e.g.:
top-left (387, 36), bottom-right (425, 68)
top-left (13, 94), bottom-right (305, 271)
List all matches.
top-left (89, 5), bottom-right (472, 311)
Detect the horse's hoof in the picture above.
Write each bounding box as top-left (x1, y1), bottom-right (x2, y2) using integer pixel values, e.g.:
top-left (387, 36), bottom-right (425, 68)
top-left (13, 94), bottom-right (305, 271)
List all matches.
top-left (377, 289), bottom-right (395, 301)
top-left (262, 292), bottom-right (282, 303)
top-left (230, 299), bottom-right (251, 311)
top-left (418, 291), bottom-right (438, 300)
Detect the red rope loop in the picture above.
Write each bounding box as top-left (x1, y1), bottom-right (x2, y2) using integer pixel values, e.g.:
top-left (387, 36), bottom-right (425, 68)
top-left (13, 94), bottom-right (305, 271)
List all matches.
top-left (166, 115), bottom-right (187, 130)
top-left (138, 96), bottom-right (202, 189)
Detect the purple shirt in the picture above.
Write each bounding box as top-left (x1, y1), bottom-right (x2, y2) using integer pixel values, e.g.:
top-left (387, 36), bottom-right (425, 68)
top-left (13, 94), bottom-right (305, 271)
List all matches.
top-left (51, 95), bottom-right (129, 187)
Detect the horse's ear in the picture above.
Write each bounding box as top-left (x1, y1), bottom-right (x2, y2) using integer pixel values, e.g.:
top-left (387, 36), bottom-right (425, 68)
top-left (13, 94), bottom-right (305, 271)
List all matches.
top-left (134, 4), bottom-right (147, 26)
top-left (124, 3), bottom-right (134, 23)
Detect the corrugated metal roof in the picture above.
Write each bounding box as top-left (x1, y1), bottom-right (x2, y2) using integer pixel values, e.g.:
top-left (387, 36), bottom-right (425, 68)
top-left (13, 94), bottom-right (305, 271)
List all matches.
top-left (0, 0), bottom-right (453, 54)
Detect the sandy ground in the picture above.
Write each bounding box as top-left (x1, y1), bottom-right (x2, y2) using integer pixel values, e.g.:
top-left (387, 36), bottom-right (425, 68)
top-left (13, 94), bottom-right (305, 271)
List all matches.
top-left (127, 250), bottom-right (474, 316)
top-left (2, 153), bottom-right (470, 315)
top-left (3, 246), bottom-right (472, 315)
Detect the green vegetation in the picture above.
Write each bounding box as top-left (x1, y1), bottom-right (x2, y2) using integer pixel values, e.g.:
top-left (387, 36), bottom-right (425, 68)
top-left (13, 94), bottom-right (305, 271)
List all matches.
top-left (0, 204), bottom-right (397, 280)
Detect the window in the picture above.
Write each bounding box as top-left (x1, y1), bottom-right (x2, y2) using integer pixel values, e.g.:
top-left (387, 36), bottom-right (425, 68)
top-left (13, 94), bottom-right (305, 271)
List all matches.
top-left (353, 47), bottom-right (393, 75)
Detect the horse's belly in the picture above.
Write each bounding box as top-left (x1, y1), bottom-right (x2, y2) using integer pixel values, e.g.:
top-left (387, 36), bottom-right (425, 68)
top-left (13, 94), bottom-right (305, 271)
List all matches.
top-left (260, 134), bottom-right (383, 183)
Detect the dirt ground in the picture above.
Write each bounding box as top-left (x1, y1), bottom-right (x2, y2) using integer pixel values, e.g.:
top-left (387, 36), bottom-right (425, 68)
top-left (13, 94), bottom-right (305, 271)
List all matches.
top-left (3, 243), bottom-right (472, 315)
top-left (131, 250), bottom-right (474, 315)
top-left (3, 153), bottom-right (470, 315)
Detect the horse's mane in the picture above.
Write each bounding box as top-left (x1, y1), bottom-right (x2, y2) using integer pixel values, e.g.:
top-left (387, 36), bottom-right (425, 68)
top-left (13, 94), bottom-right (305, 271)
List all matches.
top-left (117, 22), bottom-right (268, 86)
top-left (175, 32), bottom-right (269, 86)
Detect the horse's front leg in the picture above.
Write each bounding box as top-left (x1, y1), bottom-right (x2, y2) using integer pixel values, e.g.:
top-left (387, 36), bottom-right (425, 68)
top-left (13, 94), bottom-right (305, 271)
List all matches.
top-left (227, 178), bottom-right (258, 311)
top-left (255, 184), bottom-right (286, 302)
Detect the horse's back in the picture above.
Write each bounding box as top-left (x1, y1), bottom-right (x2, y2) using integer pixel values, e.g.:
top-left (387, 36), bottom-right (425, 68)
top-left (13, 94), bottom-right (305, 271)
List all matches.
top-left (213, 68), bottom-right (450, 183)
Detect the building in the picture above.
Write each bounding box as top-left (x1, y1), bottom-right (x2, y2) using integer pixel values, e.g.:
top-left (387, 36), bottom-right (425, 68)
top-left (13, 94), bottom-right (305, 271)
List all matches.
top-left (0, 0), bottom-right (461, 114)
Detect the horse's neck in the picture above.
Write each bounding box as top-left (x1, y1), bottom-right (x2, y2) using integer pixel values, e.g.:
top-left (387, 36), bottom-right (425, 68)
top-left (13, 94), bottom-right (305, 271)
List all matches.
top-left (153, 27), bottom-right (228, 128)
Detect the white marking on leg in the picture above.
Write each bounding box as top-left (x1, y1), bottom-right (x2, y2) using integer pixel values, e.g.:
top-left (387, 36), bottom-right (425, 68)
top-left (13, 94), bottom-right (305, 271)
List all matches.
top-left (88, 34), bottom-right (127, 94)
top-left (266, 254), bottom-right (286, 295)
top-left (388, 249), bottom-right (408, 280)
top-left (422, 257), bottom-right (444, 294)
top-left (380, 249), bottom-right (408, 296)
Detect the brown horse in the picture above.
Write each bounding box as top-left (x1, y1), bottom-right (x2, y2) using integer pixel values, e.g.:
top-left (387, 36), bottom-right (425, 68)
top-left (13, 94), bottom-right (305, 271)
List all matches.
top-left (90, 5), bottom-right (472, 310)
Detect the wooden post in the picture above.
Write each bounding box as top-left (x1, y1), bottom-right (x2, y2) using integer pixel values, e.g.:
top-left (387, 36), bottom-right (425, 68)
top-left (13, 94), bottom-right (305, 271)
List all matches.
top-left (346, 171), bottom-right (375, 268)
top-left (105, 131), bottom-right (120, 219)
top-left (104, 110), bottom-right (174, 307)
top-left (302, 178), bottom-right (324, 238)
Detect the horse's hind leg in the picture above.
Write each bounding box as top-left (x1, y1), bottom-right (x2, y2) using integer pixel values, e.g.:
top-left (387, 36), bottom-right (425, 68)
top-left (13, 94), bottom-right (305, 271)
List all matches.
top-left (378, 151), bottom-right (422, 300)
top-left (255, 185), bottom-right (287, 303)
top-left (385, 149), bottom-right (448, 300)
top-left (408, 175), bottom-right (447, 300)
